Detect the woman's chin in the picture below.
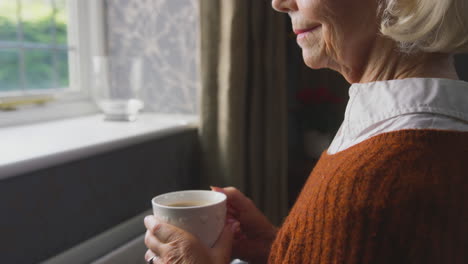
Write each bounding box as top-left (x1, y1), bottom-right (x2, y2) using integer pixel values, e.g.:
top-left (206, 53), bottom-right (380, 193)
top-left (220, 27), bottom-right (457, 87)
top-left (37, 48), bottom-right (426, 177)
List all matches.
top-left (302, 51), bottom-right (328, 70)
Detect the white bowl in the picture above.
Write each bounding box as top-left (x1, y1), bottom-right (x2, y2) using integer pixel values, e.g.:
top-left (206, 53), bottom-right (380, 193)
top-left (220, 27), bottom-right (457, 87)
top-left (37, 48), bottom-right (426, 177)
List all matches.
top-left (98, 99), bottom-right (144, 121)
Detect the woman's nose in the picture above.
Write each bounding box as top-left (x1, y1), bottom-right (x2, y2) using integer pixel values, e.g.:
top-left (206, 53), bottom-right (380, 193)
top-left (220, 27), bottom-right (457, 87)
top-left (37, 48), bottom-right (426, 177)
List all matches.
top-left (271, 0), bottom-right (297, 13)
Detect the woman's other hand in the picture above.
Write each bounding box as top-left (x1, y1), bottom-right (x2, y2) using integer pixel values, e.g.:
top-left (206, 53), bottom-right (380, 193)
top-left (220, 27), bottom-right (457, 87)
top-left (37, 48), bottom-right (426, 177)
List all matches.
top-left (144, 215), bottom-right (238, 264)
top-left (211, 186), bottom-right (278, 264)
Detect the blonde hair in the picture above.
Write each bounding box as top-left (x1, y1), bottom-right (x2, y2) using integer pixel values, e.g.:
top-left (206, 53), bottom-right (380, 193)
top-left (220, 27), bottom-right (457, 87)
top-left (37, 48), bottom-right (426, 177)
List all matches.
top-left (380, 0), bottom-right (468, 54)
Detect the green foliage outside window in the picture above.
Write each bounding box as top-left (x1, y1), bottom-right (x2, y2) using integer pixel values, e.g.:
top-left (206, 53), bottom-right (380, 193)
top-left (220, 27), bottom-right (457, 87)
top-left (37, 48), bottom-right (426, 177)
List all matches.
top-left (0, 1), bottom-right (68, 92)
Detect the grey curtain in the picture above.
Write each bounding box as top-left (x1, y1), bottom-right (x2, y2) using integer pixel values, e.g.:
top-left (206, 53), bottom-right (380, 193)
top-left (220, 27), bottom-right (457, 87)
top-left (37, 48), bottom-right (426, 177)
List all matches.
top-left (198, 0), bottom-right (289, 225)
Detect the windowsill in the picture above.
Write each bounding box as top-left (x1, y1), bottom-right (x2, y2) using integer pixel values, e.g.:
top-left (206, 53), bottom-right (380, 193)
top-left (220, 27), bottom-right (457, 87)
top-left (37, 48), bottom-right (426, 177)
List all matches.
top-left (0, 113), bottom-right (198, 180)
top-left (0, 98), bottom-right (100, 128)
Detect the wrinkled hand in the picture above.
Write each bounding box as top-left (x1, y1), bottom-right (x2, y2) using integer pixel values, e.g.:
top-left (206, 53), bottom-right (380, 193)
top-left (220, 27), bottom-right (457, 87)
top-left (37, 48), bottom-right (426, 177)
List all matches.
top-left (211, 187), bottom-right (278, 264)
top-left (144, 215), bottom-right (239, 264)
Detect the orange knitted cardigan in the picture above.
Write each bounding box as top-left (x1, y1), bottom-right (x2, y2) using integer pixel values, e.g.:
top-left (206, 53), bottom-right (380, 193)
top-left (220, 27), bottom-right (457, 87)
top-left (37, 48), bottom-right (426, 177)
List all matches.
top-left (269, 130), bottom-right (468, 264)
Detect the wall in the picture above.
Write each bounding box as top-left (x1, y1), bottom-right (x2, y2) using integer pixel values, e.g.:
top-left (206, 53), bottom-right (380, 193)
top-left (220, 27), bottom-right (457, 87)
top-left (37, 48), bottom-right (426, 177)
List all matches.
top-left (0, 129), bottom-right (200, 264)
top-left (106, 0), bottom-right (200, 114)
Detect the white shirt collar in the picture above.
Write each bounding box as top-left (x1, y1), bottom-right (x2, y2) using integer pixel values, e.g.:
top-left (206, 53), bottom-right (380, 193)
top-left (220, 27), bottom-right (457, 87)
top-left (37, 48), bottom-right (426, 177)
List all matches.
top-left (327, 78), bottom-right (468, 155)
top-left (343, 78), bottom-right (468, 138)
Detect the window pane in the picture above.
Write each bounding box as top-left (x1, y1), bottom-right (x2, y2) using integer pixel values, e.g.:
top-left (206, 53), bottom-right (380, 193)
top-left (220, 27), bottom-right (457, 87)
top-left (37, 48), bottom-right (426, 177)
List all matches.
top-left (54, 0), bottom-right (68, 45)
top-left (21, 0), bottom-right (54, 44)
top-left (57, 49), bottom-right (69, 87)
top-left (0, 1), bottom-right (18, 42)
top-left (0, 49), bottom-right (21, 92)
top-left (0, 0), bottom-right (71, 94)
top-left (25, 49), bottom-right (54, 90)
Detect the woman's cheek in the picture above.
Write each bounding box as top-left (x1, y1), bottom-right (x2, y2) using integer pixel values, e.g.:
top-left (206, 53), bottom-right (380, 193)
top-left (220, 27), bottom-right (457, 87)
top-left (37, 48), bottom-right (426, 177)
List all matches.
top-left (322, 22), bottom-right (343, 60)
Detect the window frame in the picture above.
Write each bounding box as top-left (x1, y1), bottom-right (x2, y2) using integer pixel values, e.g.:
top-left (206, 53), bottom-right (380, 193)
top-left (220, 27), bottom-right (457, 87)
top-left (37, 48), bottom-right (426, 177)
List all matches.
top-left (0, 0), bottom-right (106, 127)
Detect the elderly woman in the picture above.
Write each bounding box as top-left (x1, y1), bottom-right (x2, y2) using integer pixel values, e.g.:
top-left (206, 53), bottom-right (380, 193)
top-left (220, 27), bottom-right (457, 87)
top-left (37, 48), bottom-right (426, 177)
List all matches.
top-left (143, 0), bottom-right (468, 263)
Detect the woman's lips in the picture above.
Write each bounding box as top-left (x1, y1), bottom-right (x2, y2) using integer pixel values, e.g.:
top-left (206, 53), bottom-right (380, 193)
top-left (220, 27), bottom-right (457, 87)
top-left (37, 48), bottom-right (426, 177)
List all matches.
top-left (294, 25), bottom-right (321, 40)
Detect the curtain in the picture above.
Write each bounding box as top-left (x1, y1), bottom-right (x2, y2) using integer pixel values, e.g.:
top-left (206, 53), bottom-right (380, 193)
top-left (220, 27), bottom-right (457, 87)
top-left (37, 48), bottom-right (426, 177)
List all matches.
top-left (198, 0), bottom-right (289, 225)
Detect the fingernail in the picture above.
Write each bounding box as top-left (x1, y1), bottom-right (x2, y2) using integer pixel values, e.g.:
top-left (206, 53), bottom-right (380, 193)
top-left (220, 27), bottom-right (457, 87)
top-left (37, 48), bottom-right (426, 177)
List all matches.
top-left (145, 215), bottom-right (158, 227)
top-left (231, 222), bottom-right (240, 232)
top-left (210, 186), bottom-right (225, 193)
top-left (144, 215), bottom-right (151, 223)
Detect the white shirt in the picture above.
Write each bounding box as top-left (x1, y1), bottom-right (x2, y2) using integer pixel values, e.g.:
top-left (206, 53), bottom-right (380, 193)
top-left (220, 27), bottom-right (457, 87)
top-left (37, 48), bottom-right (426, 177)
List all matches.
top-left (328, 78), bottom-right (468, 154)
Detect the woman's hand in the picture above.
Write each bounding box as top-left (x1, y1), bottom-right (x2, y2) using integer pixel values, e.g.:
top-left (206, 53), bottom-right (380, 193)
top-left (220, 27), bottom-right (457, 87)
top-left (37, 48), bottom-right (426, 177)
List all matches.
top-left (144, 215), bottom-right (239, 264)
top-left (211, 187), bottom-right (278, 264)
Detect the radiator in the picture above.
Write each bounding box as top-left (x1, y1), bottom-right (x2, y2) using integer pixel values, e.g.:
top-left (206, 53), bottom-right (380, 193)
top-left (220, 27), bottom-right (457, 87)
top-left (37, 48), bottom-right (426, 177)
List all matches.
top-left (43, 208), bottom-right (248, 264)
top-left (91, 234), bottom-right (147, 264)
top-left (43, 210), bottom-right (151, 264)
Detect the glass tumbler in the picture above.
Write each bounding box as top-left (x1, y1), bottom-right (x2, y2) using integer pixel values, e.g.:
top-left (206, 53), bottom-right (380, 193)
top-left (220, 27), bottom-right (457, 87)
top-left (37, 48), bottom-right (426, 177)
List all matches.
top-left (91, 56), bottom-right (144, 121)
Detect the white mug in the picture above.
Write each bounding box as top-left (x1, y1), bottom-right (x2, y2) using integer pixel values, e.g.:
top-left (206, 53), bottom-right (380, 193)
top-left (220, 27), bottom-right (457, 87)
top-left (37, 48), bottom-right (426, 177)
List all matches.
top-left (151, 190), bottom-right (227, 247)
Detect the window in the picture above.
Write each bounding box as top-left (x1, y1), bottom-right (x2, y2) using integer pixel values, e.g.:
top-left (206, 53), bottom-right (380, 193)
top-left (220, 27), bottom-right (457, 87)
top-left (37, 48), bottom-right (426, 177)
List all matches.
top-left (0, 0), bottom-right (70, 94)
top-left (0, 0), bottom-right (104, 126)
